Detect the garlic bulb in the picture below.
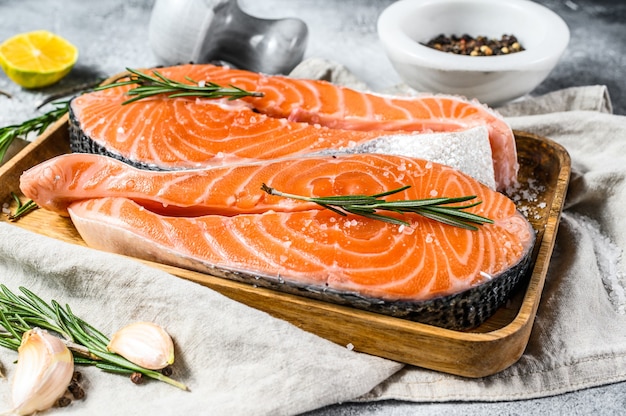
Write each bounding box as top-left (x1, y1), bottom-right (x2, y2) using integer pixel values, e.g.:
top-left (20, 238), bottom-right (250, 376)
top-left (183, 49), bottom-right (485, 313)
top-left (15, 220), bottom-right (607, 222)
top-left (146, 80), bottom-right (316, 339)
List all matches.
top-left (11, 328), bottom-right (74, 415)
top-left (107, 322), bottom-right (175, 370)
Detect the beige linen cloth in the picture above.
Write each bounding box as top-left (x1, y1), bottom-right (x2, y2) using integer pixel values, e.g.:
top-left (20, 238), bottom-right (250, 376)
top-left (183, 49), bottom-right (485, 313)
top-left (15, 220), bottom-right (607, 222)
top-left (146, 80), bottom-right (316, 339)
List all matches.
top-left (1, 75), bottom-right (626, 414)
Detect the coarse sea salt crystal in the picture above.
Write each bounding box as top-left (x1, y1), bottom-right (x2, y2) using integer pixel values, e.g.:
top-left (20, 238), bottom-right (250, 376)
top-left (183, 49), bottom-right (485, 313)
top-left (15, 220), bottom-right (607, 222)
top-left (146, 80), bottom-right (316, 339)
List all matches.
top-left (333, 126), bottom-right (495, 189)
top-left (480, 271), bottom-right (493, 280)
top-left (346, 343), bottom-right (354, 351)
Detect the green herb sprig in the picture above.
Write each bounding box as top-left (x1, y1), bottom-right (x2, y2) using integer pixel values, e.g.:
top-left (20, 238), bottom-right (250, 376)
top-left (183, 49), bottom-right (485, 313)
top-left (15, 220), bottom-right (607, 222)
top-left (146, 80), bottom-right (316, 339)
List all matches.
top-left (97, 67), bottom-right (264, 105)
top-left (261, 183), bottom-right (493, 231)
top-left (0, 285), bottom-right (188, 391)
top-left (0, 100), bottom-right (69, 164)
top-left (7, 192), bottom-right (38, 221)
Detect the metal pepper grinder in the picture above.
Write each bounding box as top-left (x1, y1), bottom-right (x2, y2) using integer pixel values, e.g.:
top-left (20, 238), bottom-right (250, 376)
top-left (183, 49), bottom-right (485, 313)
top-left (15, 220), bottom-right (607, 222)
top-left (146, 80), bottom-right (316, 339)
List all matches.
top-left (148, 0), bottom-right (308, 74)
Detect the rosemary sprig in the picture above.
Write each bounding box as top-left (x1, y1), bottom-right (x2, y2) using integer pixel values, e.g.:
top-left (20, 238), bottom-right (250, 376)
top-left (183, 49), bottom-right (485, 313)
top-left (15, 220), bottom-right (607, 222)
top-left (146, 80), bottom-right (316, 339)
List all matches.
top-left (7, 192), bottom-right (38, 221)
top-left (0, 285), bottom-right (188, 391)
top-left (261, 183), bottom-right (494, 231)
top-left (96, 67), bottom-right (264, 105)
top-left (0, 100), bottom-right (69, 164)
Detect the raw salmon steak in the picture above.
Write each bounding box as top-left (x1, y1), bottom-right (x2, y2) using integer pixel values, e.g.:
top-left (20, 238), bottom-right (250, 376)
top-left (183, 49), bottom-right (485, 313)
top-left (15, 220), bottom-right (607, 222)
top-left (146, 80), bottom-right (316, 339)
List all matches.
top-left (20, 152), bottom-right (534, 328)
top-left (69, 64), bottom-right (517, 190)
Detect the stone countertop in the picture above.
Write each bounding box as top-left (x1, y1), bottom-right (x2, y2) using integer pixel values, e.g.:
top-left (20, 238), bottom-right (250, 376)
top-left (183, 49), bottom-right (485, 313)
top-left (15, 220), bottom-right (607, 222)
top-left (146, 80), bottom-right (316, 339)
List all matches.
top-left (1, 1), bottom-right (625, 415)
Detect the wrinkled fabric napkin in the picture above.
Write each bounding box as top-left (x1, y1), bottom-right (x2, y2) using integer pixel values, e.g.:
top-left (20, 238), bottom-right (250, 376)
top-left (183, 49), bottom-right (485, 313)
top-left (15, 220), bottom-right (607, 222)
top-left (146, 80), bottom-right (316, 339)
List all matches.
top-left (2, 60), bottom-right (626, 414)
top-left (0, 225), bottom-right (401, 415)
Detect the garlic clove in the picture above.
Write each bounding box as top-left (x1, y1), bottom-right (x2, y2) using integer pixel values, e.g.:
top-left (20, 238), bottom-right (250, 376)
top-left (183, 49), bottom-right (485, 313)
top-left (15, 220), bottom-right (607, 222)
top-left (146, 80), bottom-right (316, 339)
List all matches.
top-left (12, 327), bottom-right (74, 416)
top-left (107, 321), bottom-right (175, 370)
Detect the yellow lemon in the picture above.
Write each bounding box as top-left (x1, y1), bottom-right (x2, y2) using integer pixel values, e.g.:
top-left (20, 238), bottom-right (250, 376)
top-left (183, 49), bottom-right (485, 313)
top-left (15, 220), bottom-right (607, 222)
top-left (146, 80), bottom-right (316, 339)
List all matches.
top-left (0, 30), bottom-right (78, 89)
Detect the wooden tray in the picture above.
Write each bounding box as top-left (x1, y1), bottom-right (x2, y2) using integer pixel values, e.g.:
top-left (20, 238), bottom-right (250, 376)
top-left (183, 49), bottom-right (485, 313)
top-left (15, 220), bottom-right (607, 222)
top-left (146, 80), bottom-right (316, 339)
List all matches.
top-left (0, 115), bottom-right (570, 378)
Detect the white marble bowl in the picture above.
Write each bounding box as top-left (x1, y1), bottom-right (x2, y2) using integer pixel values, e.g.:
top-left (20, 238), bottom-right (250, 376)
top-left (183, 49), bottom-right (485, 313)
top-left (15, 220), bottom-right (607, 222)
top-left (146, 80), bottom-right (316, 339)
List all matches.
top-left (377, 0), bottom-right (570, 106)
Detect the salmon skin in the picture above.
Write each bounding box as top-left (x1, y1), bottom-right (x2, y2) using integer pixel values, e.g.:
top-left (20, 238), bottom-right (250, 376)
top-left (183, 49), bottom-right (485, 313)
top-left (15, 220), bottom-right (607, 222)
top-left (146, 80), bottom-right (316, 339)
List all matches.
top-left (20, 153), bottom-right (535, 328)
top-left (68, 64), bottom-right (518, 190)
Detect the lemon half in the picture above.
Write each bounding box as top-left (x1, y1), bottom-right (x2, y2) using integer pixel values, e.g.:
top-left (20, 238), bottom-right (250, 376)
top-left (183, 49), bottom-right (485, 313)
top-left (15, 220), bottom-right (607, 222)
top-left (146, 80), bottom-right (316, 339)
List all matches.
top-left (0, 30), bottom-right (78, 89)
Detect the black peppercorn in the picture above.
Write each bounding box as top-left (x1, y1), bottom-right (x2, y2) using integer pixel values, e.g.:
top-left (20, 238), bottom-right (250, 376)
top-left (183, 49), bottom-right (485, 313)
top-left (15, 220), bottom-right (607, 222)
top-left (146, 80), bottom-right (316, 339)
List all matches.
top-left (421, 34), bottom-right (525, 56)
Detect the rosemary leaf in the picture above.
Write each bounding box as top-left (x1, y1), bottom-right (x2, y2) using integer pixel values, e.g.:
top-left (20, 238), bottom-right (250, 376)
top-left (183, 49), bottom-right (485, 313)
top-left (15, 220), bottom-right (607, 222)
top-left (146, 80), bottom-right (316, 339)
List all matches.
top-left (96, 362), bottom-right (136, 375)
top-left (6, 192), bottom-right (38, 221)
top-left (0, 285), bottom-right (188, 391)
top-left (261, 183), bottom-right (494, 230)
top-left (97, 67), bottom-right (264, 105)
top-left (0, 101), bottom-right (69, 164)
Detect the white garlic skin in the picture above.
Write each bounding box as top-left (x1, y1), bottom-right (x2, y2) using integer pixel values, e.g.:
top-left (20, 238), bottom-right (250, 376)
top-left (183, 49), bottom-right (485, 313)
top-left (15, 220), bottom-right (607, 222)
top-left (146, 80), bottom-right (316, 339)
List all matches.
top-left (12, 328), bottom-right (74, 416)
top-left (107, 321), bottom-right (175, 370)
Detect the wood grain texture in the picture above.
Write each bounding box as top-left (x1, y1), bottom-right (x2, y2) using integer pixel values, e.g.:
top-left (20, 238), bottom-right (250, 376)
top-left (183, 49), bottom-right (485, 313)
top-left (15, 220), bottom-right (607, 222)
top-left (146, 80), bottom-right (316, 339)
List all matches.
top-left (0, 122), bottom-right (570, 378)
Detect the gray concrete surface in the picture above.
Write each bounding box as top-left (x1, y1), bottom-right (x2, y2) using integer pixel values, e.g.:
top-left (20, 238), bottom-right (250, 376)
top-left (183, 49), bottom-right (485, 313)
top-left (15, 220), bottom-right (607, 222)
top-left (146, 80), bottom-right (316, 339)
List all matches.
top-left (1, 0), bottom-right (625, 414)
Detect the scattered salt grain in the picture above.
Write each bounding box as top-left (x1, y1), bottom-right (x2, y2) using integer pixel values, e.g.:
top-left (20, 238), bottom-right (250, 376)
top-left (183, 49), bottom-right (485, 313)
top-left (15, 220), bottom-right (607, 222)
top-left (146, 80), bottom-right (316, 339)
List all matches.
top-left (198, 80), bottom-right (206, 87)
top-left (346, 343), bottom-right (354, 351)
top-left (117, 127), bottom-right (124, 134)
top-left (505, 177), bottom-right (548, 221)
top-left (2, 207), bottom-right (10, 215)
